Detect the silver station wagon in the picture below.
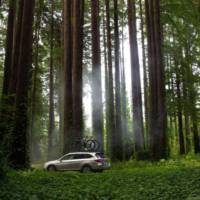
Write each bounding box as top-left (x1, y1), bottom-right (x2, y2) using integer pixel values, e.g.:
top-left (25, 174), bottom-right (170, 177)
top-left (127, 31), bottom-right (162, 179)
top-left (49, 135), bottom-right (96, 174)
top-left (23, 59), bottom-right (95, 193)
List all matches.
top-left (44, 152), bottom-right (111, 173)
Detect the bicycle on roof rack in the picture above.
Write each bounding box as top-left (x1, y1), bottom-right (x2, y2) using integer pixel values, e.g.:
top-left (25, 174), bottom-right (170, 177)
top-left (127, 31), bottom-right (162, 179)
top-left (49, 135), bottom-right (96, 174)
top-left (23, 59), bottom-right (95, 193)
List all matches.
top-left (71, 136), bottom-right (100, 152)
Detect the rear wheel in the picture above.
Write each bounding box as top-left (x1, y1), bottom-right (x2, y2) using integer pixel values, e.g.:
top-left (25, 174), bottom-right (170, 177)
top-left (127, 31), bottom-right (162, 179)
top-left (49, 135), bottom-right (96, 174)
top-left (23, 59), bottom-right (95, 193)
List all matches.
top-left (81, 165), bottom-right (92, 173)
top-left (47, 165), bottom-right (56, 171)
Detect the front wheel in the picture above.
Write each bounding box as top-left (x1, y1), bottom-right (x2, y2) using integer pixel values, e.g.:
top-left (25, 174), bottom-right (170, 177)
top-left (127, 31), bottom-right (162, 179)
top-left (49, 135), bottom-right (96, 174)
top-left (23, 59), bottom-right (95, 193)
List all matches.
top-left (47, 165), bottom-right (56, 171)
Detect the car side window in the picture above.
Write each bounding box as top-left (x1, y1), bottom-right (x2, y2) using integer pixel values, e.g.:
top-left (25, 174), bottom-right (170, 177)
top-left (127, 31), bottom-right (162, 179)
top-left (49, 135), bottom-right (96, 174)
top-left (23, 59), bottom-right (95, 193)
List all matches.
top-left (73, 154), bottom-right (92, 159)
top-left (73, 154), bottom-right (84, 159)
top-left (61, 154), bottom-right (74, 161)
top-left (83, 154), bottom-right (93, 158)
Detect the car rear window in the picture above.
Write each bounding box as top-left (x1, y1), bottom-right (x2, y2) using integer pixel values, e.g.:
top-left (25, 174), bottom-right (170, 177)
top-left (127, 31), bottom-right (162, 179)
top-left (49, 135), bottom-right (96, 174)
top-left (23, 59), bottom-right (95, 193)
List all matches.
top-left (95, 153), bottom-right (105, 158)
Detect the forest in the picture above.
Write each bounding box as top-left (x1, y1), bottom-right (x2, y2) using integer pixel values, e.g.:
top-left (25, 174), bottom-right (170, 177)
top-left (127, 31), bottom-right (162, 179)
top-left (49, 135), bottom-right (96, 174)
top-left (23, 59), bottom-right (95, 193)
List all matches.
top-left (0, 0), bottom-right (200, 199)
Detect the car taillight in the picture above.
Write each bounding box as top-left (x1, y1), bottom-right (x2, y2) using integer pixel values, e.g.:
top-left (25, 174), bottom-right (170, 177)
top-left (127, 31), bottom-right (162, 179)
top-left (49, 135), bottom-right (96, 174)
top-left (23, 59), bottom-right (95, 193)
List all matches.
top-left (95, 159), bottom-right (104, 163)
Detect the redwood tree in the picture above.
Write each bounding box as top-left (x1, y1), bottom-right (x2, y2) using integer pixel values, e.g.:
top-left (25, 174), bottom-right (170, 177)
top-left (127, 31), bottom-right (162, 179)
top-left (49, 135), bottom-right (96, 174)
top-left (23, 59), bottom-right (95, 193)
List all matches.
top-left (114, 0), bottom-right (123, 160)
top-left (10, 0), bottom-right (35, 169)
top-left (48, 0), bottom-right (55, 158)
top-left (63, 0), bottom-right (73, 153)
top-left (145, 0), bottom-right (167, 160)
top-left (72, 0), bottom-right (84, 151)
top-left (105, 0), bottom-right (115, 160)
top-left (91, 0), bottom-right (103, 151)
top-left (128, 0), bottom-right (144, 153)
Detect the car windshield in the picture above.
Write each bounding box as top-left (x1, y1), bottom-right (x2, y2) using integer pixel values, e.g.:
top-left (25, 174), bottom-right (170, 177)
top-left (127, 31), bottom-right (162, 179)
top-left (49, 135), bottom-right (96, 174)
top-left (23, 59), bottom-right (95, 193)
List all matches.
top-left (95, 153), bottom-right (105, 158)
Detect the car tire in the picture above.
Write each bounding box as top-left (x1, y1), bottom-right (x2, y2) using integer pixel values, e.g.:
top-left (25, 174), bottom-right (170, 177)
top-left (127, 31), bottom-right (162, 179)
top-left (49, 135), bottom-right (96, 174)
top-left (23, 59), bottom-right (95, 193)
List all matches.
top-left (81, 165), bottom-right (92, 173)
top-left (47, 165), bottom-right (56, 171)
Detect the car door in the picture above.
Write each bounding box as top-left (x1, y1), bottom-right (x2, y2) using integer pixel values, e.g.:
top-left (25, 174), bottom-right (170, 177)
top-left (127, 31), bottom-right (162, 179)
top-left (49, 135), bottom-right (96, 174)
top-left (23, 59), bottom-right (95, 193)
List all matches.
top-left (57, 154), bottom-right (75, 171)
top-left (68, 154), bottom-right (85, 170)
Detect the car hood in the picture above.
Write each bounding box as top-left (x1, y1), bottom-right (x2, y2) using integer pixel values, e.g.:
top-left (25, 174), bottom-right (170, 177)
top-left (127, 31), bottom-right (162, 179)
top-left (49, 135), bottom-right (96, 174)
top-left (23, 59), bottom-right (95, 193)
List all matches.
top-left (44, 160), bottom-right (60, 167)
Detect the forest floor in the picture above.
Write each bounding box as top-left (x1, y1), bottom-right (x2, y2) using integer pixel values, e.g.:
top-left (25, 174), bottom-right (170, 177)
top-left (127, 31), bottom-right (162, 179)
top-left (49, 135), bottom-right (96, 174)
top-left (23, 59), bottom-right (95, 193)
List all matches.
top-left (1, 156), bottom-right (200, 200)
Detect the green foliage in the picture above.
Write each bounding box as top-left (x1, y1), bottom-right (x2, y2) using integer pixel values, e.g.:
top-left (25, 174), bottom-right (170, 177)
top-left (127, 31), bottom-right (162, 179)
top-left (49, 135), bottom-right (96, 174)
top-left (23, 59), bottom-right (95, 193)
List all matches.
top-left (1, 158), bottom-right (200, 199)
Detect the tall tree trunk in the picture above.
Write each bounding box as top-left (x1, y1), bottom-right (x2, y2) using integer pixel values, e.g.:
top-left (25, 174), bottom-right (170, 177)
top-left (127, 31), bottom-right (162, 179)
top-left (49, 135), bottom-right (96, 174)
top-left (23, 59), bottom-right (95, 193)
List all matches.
top-left (120, 10), bottom-right (129, 160)
top-left (0, 0), bottom-right (16, 166)
top-left (145, 0), bottom-right (166, 160)
top-left (103, 7), bottom-right (109, 153)
top-left (128, 0), bottom-right (144, 153)
top-left (105, 0), bottom-right (115, 160)
top-left (48, 0), bottom-right (55, 159)
top-left (121, 61), bottom-right (129, 160)
top-left (72, 0), bottom-right (84, 151)
top-left (139, 0), bottom-right (149, 144)
top-left (63, 0), bottom-right (73, 153)
top-left (9, 0), bottom-right (24, 95)
top-left (30, 0), bottom-right (43, 162)
top-left (176, 76), bottom-right (185, 155)
top-left (114, 0), bottom-right (123, 160)
top-left (58, 7), bottom-right (64, 153)
top-left (2, 0), bottom-right (15, 97)
top-left (10, 0), bottom-right (35, 169)
top-left (192, 112), bottom-right (200, 153)
top-left (182, 73), bottom-right (190, 154)
top-left (0, 0), bottom-right (16, 144)
top-left (91, 0), bottom-right (103, 151)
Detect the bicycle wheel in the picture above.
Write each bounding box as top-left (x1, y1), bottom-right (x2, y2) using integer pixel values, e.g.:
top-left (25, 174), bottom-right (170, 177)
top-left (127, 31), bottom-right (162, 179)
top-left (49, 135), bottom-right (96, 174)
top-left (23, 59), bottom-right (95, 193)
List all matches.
top-left (85, 140), bottom-right (96, 151)
top-left (86, 139), bottom-right (100, 151)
